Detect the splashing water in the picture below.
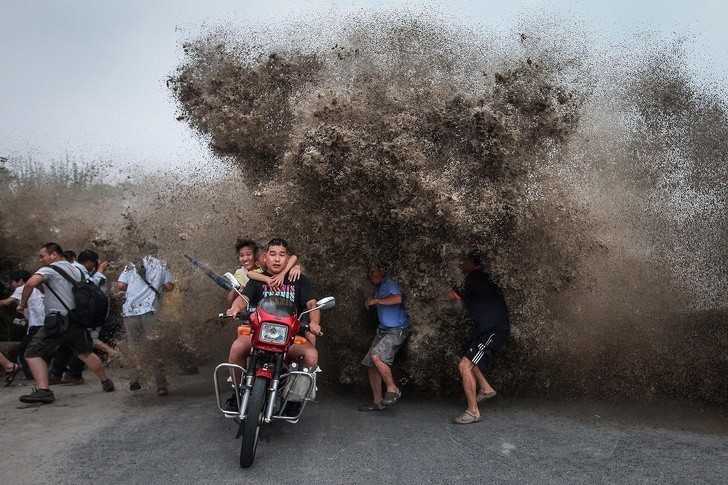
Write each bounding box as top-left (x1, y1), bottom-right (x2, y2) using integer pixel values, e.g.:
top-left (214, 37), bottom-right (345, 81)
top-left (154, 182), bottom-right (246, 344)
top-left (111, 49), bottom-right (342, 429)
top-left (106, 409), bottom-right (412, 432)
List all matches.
top-left (8, 13), bottom-right (722, 401)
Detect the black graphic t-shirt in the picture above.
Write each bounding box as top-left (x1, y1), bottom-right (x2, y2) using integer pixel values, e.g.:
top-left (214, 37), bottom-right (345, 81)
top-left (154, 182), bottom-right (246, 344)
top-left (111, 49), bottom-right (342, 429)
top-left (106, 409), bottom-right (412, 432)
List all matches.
top-left (242, 273), bottom-right (314, 316)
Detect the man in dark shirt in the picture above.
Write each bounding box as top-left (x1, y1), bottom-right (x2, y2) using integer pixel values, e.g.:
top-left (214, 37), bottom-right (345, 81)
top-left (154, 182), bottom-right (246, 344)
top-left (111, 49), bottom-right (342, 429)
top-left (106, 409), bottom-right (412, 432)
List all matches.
top-left (227, 239), bottom-right (321, 370)
top-left (448, 251), bottom-right (510, 424)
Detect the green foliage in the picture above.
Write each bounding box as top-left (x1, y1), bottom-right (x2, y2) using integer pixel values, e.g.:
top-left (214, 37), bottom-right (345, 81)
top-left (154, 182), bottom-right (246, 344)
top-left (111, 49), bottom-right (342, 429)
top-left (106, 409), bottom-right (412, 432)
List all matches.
top-left (7, 155), bottom-right (108, 189)
top-left (0, 156), bottom-right (118, 271)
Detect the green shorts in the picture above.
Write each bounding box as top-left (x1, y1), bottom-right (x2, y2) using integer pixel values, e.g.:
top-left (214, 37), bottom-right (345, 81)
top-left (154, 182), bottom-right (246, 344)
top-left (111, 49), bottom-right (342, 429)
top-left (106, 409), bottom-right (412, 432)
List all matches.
top-left (24, 322), bottom-right (94, 359)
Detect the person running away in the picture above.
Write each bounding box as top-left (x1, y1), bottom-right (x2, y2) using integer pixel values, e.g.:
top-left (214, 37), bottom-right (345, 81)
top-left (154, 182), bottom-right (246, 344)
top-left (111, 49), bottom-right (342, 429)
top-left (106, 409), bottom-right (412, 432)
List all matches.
top-left (448, 251), bottom-right (510, 424)
top-left (18, 242), bottom-right (114, 404)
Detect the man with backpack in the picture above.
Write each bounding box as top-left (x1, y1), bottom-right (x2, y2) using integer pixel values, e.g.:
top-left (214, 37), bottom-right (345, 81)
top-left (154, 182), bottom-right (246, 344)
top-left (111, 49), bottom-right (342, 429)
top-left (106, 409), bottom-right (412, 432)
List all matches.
top-left (116, 253), bottom-right (174, 396)
top-left (49, 249), bottom-right (112, 385)
top-left (17, 242), bottom-right (114, 404)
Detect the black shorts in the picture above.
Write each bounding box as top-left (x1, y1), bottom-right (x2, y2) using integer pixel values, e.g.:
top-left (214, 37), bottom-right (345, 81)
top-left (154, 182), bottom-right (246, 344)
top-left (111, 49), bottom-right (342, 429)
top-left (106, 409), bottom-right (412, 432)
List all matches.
top-left (98, 317), bottom-right (123, 344)
top-left (24, 323), bottom-right (94, 359)
top-left (462, 331), bottom-right (506, 372)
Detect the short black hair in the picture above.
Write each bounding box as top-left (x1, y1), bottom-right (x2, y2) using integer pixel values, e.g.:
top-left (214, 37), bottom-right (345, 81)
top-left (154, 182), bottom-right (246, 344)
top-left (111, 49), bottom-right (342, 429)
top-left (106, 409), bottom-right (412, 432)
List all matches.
top-left (10, 270), bottom-right (31, 283)
top-left (235, 239), bottom-right (258, 254)
top-left (266, 238), bottom-right (289, 251)
top-left (42, 242), bottom-right (64, 255)
top-left (464, 250), bottom-right (482, 267)
top-left (63, 250), bottom-right (77, 261)
top-left (368, 263), bottom-right (386, 275)
top-left (78, 249), bottom-right (99, 264)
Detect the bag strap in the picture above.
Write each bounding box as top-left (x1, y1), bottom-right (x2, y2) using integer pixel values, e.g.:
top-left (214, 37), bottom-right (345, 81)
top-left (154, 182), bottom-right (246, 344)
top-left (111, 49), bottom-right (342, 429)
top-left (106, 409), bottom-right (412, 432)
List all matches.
top-left (136, 263), bottom-right (161, 297)
top-left (47, 265), bottom-right (84, 287)
top-left (42, 271), bottom-right (73, 314)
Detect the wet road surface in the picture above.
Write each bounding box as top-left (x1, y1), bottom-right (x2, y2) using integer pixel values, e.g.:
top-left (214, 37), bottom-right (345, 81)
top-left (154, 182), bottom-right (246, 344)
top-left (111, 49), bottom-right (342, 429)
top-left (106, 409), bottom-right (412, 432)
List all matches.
top-left (2, 368), bottom-right (727, 484)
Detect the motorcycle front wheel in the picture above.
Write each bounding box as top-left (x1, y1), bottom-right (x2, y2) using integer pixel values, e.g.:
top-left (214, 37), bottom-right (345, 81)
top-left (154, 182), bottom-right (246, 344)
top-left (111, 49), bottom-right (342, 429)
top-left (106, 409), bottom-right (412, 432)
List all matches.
top-left (240, 376), bottom-right (267, 468)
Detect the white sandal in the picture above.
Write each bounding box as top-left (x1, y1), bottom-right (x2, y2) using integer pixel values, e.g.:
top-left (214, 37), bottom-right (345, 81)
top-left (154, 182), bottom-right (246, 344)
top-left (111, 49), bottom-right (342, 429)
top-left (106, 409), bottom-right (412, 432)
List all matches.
top-left (477, 390), bottom-right (497, 402)
top-left (453, 410), bottom-right (481, 424)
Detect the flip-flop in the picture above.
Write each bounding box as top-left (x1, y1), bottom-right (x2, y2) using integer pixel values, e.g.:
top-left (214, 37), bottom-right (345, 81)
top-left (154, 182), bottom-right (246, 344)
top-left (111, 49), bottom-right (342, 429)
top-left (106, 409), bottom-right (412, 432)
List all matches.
top-left (476, 390), bottom-right (497, 402)
top-left (382, 390), bottom-right (402, 406)
top-left (4, 363), bottom-right (21, 387)
top-left (453, 410), bottom-right (481, 424)
top-left (358, 402), bottom-right (385, 412)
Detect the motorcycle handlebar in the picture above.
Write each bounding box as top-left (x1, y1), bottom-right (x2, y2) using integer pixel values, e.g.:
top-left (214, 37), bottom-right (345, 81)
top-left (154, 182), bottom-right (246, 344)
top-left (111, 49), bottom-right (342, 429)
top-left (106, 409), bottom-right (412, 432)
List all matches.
top-left (216, 314), bottom-right (324, 337)
top-left (217, 310), bottom-right (252, 321)
top-left (300, 322), bottom-right (324, 337)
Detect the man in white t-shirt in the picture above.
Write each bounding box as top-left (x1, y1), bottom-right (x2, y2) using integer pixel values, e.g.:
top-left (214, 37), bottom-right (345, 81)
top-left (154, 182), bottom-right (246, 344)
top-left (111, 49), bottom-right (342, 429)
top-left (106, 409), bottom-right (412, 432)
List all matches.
top-left (0, 270), bottom-right (45, 379)
top-left (50, 249), bottom-right (112, 385)
top-left (116, 254), bottom-right (174, 395)
top-left (18, 242), bottom-right (115, 404)
top-left (0, 270), bottom-right (45, 328)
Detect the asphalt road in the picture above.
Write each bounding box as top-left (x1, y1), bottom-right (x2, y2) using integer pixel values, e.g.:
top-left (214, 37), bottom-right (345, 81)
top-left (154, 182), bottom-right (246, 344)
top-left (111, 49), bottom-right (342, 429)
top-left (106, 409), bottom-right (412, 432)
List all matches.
top-left (2, 369), bottom-right (727, 485)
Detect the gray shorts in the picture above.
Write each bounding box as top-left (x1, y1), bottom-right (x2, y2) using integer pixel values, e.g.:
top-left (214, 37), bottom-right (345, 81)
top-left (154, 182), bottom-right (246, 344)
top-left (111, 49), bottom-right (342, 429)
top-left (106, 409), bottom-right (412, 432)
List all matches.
top-left (361, 327), bottom-right (409, 367)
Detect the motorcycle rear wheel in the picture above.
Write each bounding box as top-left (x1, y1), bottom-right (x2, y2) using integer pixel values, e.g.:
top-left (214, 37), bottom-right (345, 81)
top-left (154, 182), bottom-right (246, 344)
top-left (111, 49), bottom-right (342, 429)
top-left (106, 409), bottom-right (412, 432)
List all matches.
top-left (240, 377), bottom-right (267, 468)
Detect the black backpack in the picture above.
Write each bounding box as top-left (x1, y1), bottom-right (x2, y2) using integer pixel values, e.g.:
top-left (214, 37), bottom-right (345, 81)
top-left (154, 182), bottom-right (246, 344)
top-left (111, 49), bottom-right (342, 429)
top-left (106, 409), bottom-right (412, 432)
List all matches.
top-left (44, 265), bottom-right (110, 329)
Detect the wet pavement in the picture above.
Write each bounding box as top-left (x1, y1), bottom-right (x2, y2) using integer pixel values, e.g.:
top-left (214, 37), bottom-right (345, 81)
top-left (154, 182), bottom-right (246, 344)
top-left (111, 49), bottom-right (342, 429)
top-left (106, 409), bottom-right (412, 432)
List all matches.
top-left (2, 368), bottom-right (727, 484)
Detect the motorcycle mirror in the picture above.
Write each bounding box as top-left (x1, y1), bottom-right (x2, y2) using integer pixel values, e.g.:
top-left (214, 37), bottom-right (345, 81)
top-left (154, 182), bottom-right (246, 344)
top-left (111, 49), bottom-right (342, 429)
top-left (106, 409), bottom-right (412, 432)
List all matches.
top-left (223, 272), bottom-right (241, 289)
top-left (317, 296), bottom-right (335, 310)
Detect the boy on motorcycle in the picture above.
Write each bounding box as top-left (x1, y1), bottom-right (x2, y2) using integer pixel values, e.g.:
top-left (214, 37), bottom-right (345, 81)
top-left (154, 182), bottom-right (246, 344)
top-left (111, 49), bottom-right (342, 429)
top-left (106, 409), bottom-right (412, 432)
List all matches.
top-left (226, 238), bottom-right (321, 373)
top-left (226, 239), bottom-right (301, 305)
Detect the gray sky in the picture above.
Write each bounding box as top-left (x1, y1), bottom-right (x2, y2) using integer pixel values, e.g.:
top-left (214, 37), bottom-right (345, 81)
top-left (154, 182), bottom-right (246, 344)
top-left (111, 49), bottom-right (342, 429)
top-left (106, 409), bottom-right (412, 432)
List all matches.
top-left (1, 0), bottom-right (726, 171)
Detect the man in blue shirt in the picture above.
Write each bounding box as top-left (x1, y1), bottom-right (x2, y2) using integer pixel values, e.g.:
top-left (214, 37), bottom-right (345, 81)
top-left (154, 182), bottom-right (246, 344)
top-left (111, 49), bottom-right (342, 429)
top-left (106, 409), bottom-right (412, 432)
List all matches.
top-left (359, 267), bottom-right (410, 411)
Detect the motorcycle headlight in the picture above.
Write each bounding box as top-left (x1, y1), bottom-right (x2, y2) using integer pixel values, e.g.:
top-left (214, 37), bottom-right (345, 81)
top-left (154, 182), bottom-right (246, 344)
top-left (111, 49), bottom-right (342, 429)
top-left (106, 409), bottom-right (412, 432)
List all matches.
top-left (259, 323), bottom-right (288, 345)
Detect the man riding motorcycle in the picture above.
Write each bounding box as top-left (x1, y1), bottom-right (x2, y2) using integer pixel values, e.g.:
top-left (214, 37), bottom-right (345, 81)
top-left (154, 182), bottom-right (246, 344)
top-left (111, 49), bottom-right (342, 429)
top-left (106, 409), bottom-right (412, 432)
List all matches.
top-left (226, 238), bottom-right (321, 377)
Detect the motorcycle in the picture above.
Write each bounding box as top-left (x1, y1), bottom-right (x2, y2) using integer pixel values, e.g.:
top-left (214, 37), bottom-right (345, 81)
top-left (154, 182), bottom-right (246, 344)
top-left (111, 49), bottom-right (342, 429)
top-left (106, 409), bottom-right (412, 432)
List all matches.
top-left (213, 288), bottom-right (335, 468)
